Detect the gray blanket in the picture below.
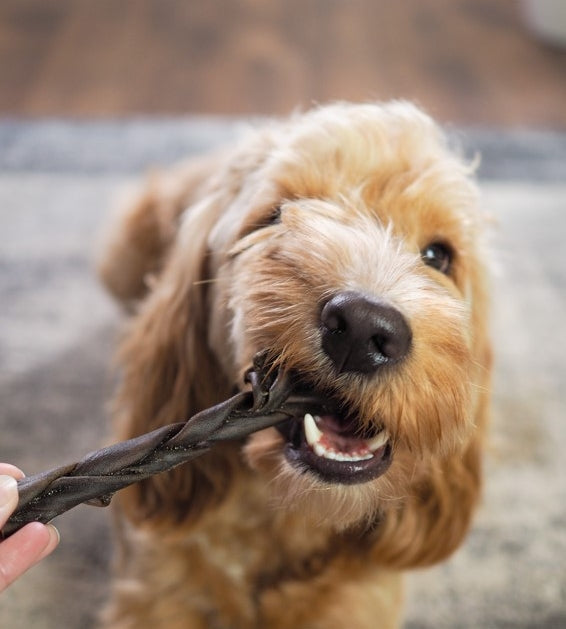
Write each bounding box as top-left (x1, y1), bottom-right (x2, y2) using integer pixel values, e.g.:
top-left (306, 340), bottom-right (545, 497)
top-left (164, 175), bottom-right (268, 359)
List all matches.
top-left (0, 120), bottom-right (565, 628)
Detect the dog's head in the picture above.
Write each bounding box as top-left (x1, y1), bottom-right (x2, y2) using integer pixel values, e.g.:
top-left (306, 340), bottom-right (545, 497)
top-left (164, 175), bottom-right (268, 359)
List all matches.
top-left (108, 102), bottom-right (491, 567)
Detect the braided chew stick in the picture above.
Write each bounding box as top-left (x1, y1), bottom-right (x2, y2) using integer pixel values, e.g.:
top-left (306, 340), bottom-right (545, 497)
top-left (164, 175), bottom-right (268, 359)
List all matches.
top-left (2, 355), bottom-right (317, 539)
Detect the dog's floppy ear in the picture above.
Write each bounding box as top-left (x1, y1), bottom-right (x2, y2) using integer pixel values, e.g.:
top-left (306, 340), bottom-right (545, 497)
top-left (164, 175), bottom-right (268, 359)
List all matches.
top-left (105, 183), bottom-right (238, 530)
top-left (100, 136), bottom-right (278, 529)
top-left (370, 271), bottom-right (492, 568)
top-left (98, 154), bottom-right (225, 308)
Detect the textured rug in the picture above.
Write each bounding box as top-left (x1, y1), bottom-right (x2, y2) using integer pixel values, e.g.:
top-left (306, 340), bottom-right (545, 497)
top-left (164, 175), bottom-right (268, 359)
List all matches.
top-left (0, 119), bottom-right (565, 629)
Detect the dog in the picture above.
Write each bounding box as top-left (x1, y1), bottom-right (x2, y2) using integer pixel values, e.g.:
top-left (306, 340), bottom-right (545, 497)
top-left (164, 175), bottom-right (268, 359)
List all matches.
top-left (97, 102), bottom-right (491, 629)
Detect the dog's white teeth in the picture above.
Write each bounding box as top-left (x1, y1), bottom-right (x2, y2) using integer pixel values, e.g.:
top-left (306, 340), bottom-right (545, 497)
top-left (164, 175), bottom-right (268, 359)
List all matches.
top-left (303, 413), bottom-right (323, 446)
top-left (312, 442), bottom-right (373, 462)
top-left (303, 413), bottom-right (387, 463)
top-left (326, 449), bottom-right (373, 462)
top-left (367, 431), bottom-right (389, 452)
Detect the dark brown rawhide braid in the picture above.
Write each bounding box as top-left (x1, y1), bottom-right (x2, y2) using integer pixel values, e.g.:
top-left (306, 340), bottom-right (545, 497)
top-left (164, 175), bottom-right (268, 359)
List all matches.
top-left (2, 354), bottom-right (321, 539)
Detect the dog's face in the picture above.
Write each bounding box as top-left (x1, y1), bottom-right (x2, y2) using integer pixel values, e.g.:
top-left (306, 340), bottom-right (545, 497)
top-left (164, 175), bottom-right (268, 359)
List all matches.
top-left (185, 103), bottom-right (490, 527)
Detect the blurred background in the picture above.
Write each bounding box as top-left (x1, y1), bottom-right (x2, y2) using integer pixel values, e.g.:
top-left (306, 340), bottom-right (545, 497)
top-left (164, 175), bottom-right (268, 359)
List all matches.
top-left (0, 0), bottom-right (565, 126)
top-left (1, 1), bottom-right (565, 628)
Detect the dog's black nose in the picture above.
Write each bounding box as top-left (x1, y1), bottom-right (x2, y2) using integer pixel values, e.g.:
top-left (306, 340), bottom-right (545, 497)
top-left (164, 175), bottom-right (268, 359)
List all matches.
top-left (320, 291), bottom-right (412, 375)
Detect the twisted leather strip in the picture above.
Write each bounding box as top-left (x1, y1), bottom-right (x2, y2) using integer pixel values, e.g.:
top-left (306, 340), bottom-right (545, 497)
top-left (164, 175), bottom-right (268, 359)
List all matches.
top-left (2, 355), bottom-right (314, 539)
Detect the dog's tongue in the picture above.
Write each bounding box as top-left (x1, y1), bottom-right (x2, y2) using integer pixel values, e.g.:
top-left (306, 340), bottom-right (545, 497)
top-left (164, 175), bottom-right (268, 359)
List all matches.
top-left (316, 414), bottom-right (366, 452)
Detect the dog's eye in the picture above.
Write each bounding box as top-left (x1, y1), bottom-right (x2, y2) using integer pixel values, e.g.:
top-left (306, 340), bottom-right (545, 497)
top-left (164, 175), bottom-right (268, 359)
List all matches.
top-left (421, 242), bottom-right (453, 275)
top-left (268, 206), bottom-right (282, 224)
top-left (255, 206), bottom-right (282, 230)
top-left (237, 206), bottom-right (282, 244)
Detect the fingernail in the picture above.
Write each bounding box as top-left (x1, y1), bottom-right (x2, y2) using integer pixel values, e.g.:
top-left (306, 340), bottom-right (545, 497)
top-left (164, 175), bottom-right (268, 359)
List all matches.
top-left (0, 475), bottom-right (18, 514)
top-left (47, 524), bottom-right (60, 547)
top-left (36, 524), bottom-right (61, 561)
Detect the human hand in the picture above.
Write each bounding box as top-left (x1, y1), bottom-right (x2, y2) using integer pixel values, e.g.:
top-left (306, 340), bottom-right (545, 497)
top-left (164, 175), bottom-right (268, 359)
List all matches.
top-left (0, 463), bottom-right (60, 592)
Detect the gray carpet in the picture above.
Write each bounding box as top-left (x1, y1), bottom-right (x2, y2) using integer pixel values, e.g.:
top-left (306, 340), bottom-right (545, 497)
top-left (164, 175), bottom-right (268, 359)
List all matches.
top-left (0, 119), bottom-right (565, 629)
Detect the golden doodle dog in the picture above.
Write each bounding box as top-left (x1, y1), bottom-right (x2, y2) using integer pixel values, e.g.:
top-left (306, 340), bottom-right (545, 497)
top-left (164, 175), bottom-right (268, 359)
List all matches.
top-left (98, 102), bottom-right (491, 629)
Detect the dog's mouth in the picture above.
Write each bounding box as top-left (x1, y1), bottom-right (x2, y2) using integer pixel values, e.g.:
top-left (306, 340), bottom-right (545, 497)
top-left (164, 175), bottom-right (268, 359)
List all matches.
top-left (276, 384), bottom-right (392, 485)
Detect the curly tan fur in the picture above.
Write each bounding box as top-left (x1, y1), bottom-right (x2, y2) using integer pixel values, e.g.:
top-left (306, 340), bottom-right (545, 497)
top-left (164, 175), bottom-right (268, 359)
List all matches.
top-left (98, 102), bottom-right (491, 629)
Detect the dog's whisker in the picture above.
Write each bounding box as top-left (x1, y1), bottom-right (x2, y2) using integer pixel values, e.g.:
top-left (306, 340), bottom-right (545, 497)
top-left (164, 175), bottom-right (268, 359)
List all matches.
top-left (469, 381), bottom-right (490, 394)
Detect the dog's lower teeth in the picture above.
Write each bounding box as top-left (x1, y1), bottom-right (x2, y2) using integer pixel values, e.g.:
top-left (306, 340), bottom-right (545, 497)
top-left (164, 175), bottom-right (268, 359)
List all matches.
top-left (313, 441), bottom-right (372, 462)
top-left (303, 413), bottom-right (386, 462)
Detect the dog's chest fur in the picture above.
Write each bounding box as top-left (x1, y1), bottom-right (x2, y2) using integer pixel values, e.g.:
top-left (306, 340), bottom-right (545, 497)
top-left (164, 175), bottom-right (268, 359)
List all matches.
top-left (121, 471), bottom-right (375, 628)
top-left (189, 472), bottom-right (352, 589)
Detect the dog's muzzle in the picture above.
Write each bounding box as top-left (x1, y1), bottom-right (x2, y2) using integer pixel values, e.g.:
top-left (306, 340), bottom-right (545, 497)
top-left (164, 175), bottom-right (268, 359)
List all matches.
top-left (252, 290), bottom-right (408, 485)
top-left (271, 291), bottom-right (407, 484)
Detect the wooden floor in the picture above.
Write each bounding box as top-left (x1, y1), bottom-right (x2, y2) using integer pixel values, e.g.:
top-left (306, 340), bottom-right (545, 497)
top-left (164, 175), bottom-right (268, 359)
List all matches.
top-left (1, 0), bottom-right (566, 128)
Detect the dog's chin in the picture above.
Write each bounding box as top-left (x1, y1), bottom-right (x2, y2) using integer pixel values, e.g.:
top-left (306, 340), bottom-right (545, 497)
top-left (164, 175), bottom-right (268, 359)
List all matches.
top-left (244, 420), bottom-right (391, 530)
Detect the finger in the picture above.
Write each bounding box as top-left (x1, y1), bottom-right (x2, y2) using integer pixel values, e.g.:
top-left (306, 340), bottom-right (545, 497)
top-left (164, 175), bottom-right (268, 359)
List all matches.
top-left (0, 522), bottom-right (55, 592)
top-left (0, 464), bottom-right (25, 480)
top-left (0, 475), bottom-right (19, 529)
